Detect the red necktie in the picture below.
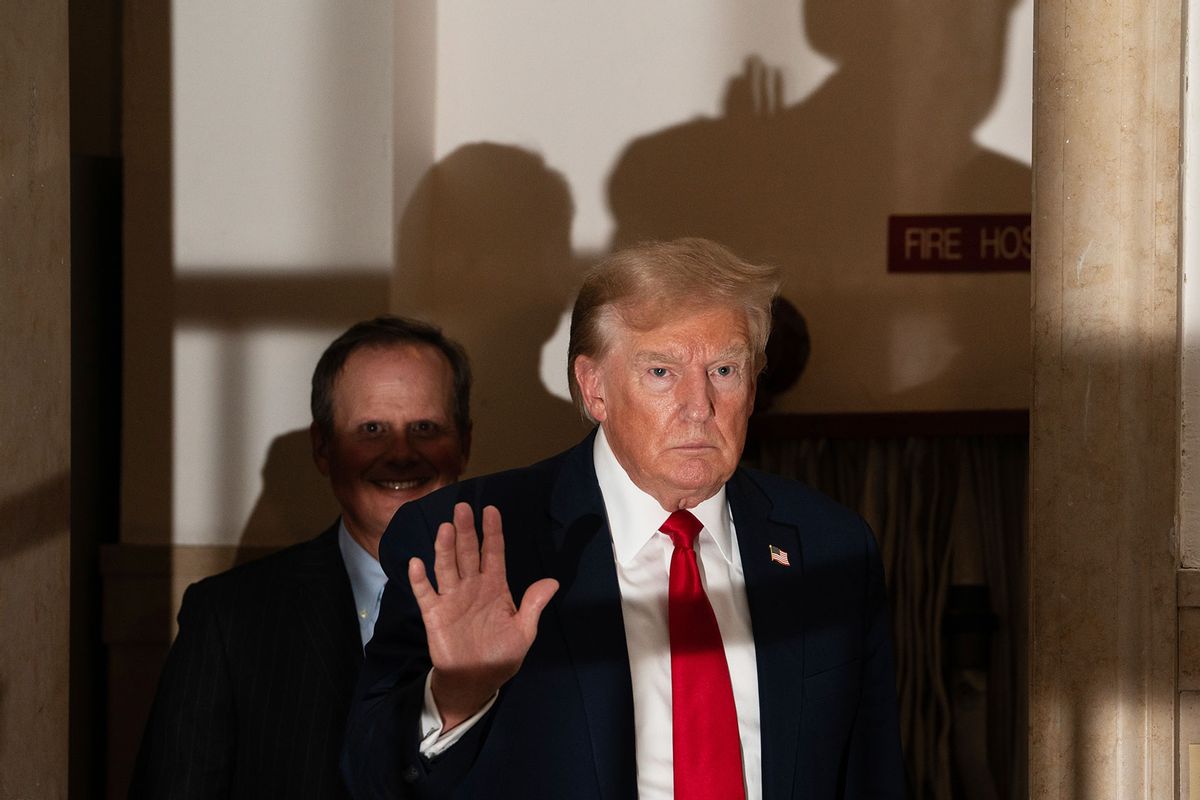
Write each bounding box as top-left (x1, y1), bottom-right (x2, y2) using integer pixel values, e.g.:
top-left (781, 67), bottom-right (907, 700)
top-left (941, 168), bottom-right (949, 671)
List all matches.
top-left (659, 509), bottom-right (746, 800)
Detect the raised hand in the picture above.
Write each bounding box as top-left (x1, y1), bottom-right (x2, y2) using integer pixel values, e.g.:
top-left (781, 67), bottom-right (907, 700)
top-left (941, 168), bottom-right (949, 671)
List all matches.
top-left (722, 55), bottom-right (784, 119)
top-left (407, 502), bottom-right (559, 730)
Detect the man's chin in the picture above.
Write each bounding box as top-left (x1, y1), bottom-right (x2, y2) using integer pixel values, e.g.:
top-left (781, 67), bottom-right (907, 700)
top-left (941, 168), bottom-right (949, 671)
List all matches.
top-left (664, 470), bottom-right (728, 499)
top-left (374, 492), bottom-right (421, 516)
top-left (362, 490), bottom-right (425, 528)
top-left (667, 456), bottom-right (734, 485)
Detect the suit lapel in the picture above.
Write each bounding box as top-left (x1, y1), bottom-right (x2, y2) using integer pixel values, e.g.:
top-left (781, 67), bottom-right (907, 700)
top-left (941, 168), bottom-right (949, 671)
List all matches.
top-left (538, 433), bottom-right (637, 800)
top-left (295, 525), bottom-right (364, 702)
top-left (728, 470), bottom-right (806, 800)
top-left (533, 442), bottom-right (807, 798)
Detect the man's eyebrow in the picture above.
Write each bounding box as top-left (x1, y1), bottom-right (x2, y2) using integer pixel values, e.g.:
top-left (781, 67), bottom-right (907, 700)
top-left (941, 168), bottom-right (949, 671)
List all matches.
top-left (631, 345), bottom-right (751, 365)
top-left (712, 345), bottom-right (752, 361)
top-left (632, 350), bottom-right (681, 364)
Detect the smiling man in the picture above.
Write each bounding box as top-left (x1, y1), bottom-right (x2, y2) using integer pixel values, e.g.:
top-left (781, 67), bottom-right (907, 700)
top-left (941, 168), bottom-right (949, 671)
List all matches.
top-left (132, 316), bottom-right (472, 799)
top-left (344, 239), bottom-right (906, 799)
top-left (313, 335), bottom-right (472, 561)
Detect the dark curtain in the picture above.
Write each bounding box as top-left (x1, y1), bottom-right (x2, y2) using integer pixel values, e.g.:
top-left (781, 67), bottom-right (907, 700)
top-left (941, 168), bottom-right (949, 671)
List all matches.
top-left (742, 433), bottom-right (1027, 800)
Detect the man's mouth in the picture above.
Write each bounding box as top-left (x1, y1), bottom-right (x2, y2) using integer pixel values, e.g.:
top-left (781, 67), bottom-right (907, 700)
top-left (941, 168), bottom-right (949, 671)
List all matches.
top-left (370, 477), bottom-right (429, 491)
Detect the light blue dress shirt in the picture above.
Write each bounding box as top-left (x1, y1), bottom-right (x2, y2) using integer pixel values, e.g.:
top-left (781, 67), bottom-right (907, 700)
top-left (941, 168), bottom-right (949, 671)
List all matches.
top-left (337, 520), bottom-right (388, 649)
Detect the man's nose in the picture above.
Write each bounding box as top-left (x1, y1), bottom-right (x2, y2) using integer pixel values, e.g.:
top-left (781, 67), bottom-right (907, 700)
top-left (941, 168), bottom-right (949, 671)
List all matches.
top-left (679, 371), bottom-right (715, 422)
top-left (383, 430), bottom-right (417, 462)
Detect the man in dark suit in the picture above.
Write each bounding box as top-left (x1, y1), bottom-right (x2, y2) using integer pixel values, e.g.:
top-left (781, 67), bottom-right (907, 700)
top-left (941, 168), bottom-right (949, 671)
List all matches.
top-left (131, 316), bottom-right (473, 799)
top-left (344, 239), bottom-right (906, 798)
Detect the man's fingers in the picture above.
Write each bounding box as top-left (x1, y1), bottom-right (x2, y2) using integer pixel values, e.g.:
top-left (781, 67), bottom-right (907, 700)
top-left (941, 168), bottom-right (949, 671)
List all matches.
top-left (452, 502), bottom-right (481, 576)
top-left (432, 521), bottom-right (460, 589)
top-left (408, 557), bottom-right (436, 615)
top-left (480, 505), bottom-right (506, 575)
top-left (515, 577), bottom-right (559, 638)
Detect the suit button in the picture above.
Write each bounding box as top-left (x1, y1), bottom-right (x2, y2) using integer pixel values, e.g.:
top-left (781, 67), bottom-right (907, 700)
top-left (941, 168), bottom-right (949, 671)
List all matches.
top-left (402, 765), bottom-right (420, 783)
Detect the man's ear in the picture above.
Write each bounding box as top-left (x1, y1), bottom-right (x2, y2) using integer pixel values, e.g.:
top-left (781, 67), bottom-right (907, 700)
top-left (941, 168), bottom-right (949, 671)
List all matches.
top-left (574, 355), bottom-right (608, 423)
top-left (310, 421), bottom-right (330, 476)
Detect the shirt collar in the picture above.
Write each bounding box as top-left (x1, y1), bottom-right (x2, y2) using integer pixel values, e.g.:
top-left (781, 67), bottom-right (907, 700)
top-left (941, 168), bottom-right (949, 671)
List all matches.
top-left (593, 425), bottom-right (733, 566)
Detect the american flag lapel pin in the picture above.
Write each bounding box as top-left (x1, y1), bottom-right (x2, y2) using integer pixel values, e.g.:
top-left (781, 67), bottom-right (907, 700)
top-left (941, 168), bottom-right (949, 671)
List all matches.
top-left (769, 544), bottom-right (791, 567)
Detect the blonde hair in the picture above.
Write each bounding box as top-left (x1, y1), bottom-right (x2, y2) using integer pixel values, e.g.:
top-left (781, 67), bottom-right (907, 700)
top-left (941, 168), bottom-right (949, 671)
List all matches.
top-left (567, 238), bottom-right (780, 419)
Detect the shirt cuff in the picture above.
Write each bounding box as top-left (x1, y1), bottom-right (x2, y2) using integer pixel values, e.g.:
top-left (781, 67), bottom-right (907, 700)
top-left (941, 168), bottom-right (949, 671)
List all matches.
top-left (418, 670), bottom-right (498, 758)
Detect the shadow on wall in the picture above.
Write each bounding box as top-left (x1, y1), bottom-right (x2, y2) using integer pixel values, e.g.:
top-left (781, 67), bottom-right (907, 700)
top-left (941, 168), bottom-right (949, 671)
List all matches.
top-left (396, 143), bottom-right (592, 477)
top-left (238, 428), bottom-right (339, 551)
top-left (608, 0), bottom-right (1031, 413)
top-left (0, 473), bottom-right (70, 562)
top-left (175, 270), bottom-right (389, 553)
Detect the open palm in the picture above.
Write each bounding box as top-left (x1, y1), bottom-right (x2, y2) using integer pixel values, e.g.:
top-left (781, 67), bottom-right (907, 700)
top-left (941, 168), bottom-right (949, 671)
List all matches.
top-left (407, 502), bottom-right (559, 729)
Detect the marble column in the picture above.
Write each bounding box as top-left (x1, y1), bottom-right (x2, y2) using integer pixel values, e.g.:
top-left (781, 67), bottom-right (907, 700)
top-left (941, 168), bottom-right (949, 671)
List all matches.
top-left (1029, 0), bottom-right (1181, 797)
top-left (0, 0), bottom-right (71, 795)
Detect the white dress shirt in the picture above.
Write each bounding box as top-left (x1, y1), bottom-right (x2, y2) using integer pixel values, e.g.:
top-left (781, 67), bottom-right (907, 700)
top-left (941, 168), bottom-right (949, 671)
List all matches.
top-left (593, 427), bottom-right (762, 800)
top-left (418, 429), bottom-right (763, 798)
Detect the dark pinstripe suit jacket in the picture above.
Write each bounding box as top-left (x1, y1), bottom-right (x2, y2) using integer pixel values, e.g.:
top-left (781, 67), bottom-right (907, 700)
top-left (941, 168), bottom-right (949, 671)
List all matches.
top-left (131, 524), bottom-right (362, 799)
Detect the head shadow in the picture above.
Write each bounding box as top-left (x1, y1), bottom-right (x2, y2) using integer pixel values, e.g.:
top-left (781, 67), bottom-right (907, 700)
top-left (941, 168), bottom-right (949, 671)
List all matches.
top-left (238, 427), bottom-right (339, 552)
top-left (396, 142), bottom-right (591, 476)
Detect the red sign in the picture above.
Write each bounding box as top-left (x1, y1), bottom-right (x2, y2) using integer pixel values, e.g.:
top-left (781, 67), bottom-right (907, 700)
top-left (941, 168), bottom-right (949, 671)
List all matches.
top-left (888, 214), bottom-right (1031, 273)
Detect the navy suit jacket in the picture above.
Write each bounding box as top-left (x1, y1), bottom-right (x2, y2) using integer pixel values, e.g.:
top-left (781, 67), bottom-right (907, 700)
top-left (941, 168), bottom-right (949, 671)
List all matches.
top-left (343, 432), bottom-right (906, 798)
top-left (132, 524), bottom-right (362, 799)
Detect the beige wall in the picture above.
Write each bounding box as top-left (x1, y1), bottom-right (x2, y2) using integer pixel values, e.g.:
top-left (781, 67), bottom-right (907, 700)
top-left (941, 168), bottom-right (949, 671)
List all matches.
top-left (0, 0), bottom-right (71, 795)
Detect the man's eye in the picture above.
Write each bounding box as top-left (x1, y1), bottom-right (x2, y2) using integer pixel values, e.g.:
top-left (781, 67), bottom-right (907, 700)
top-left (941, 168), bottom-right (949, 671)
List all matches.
top-left (360, 422), bottom-right (383, 435)
top-left (410, 420), bottom-right (439, 436)
top-left (649, 367), bottom-right (669, 378)
top-left (714, 365), bottom-right (735, 377)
